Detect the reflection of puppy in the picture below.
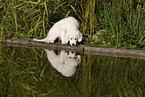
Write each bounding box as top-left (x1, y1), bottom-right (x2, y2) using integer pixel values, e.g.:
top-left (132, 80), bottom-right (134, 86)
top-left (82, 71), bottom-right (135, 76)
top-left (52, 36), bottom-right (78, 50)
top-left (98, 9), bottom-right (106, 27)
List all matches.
top-left (33, 17), bottom-right (82, 46)
top-left (44, 49), bottom-right (81, 77)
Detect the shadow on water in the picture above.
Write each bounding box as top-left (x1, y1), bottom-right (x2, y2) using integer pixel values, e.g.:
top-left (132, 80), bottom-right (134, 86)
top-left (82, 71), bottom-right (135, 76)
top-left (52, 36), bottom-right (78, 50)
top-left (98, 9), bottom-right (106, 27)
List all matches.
top-left (0, 45), bottom-right (145, 96)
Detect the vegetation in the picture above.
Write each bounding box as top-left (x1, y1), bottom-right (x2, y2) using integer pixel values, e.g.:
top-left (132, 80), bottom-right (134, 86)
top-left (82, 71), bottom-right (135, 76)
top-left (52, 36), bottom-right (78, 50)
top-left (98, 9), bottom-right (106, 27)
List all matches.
top-left (0, 0), bottom-right (145, 49)
top-left (0, 46), bottom-right (144, 96)
top-left (0, 1), bottom-right (144, 96)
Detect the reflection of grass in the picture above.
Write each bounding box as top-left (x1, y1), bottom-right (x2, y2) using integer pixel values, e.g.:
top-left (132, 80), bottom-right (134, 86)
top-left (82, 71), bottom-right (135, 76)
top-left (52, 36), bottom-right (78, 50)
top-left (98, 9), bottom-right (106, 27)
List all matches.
top-left (0, 46), bottom-right (145, 96)
top-left (0, 0), bottom-right (144, 49)
top-left (90, 56), bottom-right (145, 97)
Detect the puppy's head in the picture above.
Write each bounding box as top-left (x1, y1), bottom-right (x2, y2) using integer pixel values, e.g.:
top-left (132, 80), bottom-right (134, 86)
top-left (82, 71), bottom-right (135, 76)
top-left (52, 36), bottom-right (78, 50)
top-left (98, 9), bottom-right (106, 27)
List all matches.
top-left (68, 30), bottom-right (82, 46)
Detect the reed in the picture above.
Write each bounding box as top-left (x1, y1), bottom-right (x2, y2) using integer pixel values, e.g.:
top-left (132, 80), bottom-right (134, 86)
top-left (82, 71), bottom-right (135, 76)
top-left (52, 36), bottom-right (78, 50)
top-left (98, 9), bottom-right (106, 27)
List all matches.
top-left (0, 0), bottom-right (144, 49)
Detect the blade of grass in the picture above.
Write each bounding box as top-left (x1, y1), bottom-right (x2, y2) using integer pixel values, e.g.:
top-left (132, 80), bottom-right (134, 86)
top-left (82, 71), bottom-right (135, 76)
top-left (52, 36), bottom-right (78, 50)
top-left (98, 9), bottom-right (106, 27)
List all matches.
top-left (40, 66), bottom-right (46, 77)
top-left (65, 10), bottom-right (71, 18)
top-left (42, 19), bottom-right (46, 36)
top-left (28, 16), bottom-right (42, 35)
top-left (24, 1), bottom-right (43, 5)
top-left (53, 2), bottom-right (67, 13)
top-left (21, 83), bottom-right (37, 93)
top-left (0, 25), bottom-right (4, 39)
top-left (13, 2), bottom-right (26, 9)
top-left (44, 1), bottom-right (48, 17)
top-left (12, 10), bottom-right (18, 34)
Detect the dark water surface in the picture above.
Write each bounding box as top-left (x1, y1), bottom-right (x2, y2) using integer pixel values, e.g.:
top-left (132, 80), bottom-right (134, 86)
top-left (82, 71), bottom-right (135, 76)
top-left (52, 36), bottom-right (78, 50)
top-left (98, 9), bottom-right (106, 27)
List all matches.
top-left (0, 46), bottom-right (145, 96)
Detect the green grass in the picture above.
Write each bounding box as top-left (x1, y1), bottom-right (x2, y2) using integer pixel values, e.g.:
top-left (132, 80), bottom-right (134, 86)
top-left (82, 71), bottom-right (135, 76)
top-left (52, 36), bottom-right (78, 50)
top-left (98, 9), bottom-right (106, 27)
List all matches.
top-left (0, 0), bottom-right (144, 49)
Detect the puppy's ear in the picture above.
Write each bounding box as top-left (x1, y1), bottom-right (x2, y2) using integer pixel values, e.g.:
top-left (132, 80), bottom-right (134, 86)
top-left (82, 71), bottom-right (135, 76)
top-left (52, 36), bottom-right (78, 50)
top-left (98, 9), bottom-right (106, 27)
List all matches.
top-left (78, 33), bottom-right (82, 42)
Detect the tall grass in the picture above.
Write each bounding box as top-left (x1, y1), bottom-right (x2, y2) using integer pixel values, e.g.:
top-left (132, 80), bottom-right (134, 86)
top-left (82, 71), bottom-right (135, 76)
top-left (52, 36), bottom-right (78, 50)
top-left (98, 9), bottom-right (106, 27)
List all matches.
top-left (101, 0), bottom-right (145, 49)
top-left (0, 0), bottom-right (144, 49)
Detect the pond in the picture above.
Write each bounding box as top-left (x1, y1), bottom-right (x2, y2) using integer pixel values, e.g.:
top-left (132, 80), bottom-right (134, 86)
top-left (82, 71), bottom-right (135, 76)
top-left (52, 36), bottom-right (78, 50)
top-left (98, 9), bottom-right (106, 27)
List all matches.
top-left (0, 45), bottom-right (145, 96)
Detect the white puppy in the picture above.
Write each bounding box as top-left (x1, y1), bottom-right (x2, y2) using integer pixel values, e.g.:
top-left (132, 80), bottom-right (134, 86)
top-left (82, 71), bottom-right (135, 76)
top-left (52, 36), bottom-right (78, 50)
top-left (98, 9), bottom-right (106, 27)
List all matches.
top-left (33, 16), bottom-right (82, 46)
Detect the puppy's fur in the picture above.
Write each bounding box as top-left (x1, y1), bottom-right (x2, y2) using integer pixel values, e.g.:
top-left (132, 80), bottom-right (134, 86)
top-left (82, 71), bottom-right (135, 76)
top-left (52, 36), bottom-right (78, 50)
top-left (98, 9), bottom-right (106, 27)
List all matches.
top-left (44, 49), bottom-right (81, 77)
top-left (33, 17), bottom-right (82, 46)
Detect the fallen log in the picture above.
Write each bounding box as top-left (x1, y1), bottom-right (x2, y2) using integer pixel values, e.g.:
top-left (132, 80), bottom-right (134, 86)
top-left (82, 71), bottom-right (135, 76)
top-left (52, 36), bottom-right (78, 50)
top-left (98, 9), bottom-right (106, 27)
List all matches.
top-left (0, 39), bottom-right (145, 59)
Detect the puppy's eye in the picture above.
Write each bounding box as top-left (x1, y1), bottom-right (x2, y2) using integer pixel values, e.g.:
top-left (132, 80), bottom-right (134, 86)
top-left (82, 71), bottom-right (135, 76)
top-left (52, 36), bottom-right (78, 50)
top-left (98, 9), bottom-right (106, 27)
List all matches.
top-left (70, 38), bottom-right (72, 40)
top-left (75, 38), bottom-right (77, 40)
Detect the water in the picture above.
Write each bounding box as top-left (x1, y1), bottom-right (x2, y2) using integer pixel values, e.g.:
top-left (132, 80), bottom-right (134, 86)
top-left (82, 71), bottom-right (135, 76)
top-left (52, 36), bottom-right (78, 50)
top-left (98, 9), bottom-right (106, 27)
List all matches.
top-left (0, 45), bottom-right (145, 96)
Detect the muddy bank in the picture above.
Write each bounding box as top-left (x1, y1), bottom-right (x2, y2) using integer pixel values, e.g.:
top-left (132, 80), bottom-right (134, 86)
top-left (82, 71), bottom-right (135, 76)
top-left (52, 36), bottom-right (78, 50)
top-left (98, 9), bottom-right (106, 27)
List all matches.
top-left (0, 39), bottom-right (145, 59)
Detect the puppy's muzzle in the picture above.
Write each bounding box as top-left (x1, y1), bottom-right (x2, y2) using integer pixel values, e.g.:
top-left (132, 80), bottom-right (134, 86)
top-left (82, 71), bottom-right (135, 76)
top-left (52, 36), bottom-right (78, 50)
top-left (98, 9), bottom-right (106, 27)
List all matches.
top-left (71, 43), bottom-right (75, 46)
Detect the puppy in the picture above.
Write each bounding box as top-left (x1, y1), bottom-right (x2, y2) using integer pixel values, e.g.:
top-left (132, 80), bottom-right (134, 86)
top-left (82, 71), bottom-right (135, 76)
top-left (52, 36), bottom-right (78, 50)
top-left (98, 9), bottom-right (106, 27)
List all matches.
top-left (33, 16), bottom-right (82, 46)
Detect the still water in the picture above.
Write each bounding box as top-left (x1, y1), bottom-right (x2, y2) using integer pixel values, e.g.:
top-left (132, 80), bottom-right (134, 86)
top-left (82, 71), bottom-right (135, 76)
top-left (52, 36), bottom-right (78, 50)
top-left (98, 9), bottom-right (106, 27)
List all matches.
top-left (0, 46), bottom-right (145, 96)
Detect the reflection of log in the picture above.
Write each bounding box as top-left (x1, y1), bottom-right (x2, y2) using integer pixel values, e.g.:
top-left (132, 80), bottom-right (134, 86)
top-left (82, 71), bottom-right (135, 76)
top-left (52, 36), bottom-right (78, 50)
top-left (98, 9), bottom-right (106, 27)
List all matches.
top-left (0, 39), bottom-right (145, 59)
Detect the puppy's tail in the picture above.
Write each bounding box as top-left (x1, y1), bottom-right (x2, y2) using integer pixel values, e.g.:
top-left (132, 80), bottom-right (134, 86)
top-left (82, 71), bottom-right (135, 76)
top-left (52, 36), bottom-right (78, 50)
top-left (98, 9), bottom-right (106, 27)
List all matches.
top-left (33, 38), bottom-right (46, 42)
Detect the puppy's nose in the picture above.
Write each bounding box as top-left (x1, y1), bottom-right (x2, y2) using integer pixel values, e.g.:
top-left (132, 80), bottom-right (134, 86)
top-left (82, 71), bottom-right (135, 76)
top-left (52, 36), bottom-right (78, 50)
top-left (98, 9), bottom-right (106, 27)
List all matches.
top-left (72, 43), bottom-right (75, 46)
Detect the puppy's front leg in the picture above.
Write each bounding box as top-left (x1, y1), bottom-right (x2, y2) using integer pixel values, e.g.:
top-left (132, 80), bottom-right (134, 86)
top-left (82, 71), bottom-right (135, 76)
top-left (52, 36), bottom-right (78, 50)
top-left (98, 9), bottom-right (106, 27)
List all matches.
top-left (62, 39), bottom-right (68, 44)
top-left (61, 30), bottom-right (69, 44)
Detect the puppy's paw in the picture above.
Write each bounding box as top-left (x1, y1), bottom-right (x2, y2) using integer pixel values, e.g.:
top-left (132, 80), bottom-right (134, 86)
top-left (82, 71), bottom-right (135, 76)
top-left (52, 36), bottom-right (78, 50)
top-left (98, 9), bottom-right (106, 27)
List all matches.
top-left (50, 41), bottom-right (54, 43)
top-left (61, 40), bottom-right (68, 44)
